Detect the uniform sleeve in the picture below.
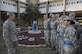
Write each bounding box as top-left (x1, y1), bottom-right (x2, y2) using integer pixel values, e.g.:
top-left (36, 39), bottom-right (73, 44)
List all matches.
top-left (57, 25), bottom-right (59, 34)
top-left (47, 20), bottom-right (51, 29)
top-left (15, 29), bottom-right (19, 39)
top-left (69, 29), bottom-right (78, 46)
top-left (3, 23), bottom-right (11, 43)
top-left (14, 22), bottom-right (19, 39)
top-left (73, 21), bottom-right (82, 39)
top-left (57, 25), bottom-right (60, 33)
top-left (57, 25), bottom-right (59, 32)
top-left (54, 22), bottom-right (59, 28)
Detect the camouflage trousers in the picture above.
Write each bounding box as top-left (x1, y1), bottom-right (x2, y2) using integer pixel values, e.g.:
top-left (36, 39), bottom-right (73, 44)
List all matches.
top-left (63, 43), bottom-right (78, 54)
top-left (63, 48), bottom-right (77, 54)
top-left (5, 41), bottom-right (19, 54)
top-left (44, 31), bottom-right (51, 47)
top-left (50, 33), bottom-right (56, 48)
top-left (58, 36), bottom-right (64, 54)
top-left (79, 43), bottom-right (82, 54)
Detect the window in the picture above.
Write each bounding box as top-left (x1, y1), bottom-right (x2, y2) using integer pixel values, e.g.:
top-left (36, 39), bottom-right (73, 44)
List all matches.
top-left (53, 4), bottom-right (56, 6)
top-left (61, 3), bottom-right (63, 5)
top-left (43, 6), bottom-right (45, 8)
top-left (78, 1), bottom-right (82, 3)
top-left (68, 2), bottom-right (70, 5)
top-left (8, 3), bottom-right (13, 5)
top-left (71, 2), bottom-right (76, 4)
top-left (77, 1), bottom-right (79, 3)
top-left (3, 1), bottom-right (7, 4)
top-left (20, 6), bottom-right (26, 8)
top-left (57, 4), bottom-right (60, 6)
top-left (49, 5), bottom-right (52, 7)
top-left (8, 3), bottom-right (11, 5)
top-left (13, 4), bottom-right (16, 6)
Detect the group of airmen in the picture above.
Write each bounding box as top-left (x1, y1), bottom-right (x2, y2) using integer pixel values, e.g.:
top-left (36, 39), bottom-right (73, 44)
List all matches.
top-left (43, 12), bottom-right (82, 54)
top-left (2, 12), bottom-right (82, 54)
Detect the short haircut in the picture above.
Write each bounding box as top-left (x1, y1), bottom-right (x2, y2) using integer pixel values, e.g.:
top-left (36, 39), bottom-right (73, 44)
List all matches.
top-left (7, 12), bottom-right (15, 18)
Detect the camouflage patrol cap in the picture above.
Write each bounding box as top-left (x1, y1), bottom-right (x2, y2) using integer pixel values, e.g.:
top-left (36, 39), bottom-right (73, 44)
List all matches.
top-left (58, 15), bottom-right (67, 20)
top-left (58, 17), bottom-right (63, 20)
top-left (69, 12), bottom-right (76, 17)
top-left (49, 13), bottom-right (55, 18)
top-left (61, 15), bottom-right (67, 18)
top-left (64, 16), bottom-right (75, 24)
top-left (7, 12), bottom-right (15, 17)
top-left (55, 14), bottom-right (60, 17)
top-left (49, 13), bottom-right (54, 17)
top-left (51, 14), bottom-right (55, 17)
top-left (64, 16), bottom-right (73, 21)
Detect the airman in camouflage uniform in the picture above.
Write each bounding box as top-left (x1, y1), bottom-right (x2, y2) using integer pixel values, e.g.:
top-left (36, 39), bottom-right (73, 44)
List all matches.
top-left (43, 15), bottom-right (51, 48)
top-left (79, 32), bottom-right (82, 54)
top-left (50, 14), bottom-right (59, 50)
top-left (69, 12), bottom-right (82, 39)
top-left (63, 17), bottom-right (78, 54)
top-left (69, 12), bottom-right (82, 54)
top-left (3, 13), bottom-right (19, 54)
top-left (57, 15), bottom-right (66, 54)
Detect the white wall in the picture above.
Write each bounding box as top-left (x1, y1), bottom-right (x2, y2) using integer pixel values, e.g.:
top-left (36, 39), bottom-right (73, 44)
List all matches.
top-left (0, 0), bottom-right (17, 13)
top-left (39, 0), bottom-right (82, 14)
top-left (20, 0), bottom-right (27, 3)
top-left (20, 3), bottom-right (26, 13)
top-left (49, 2), bottom-right (63, 13)
top-left (39, 4), bottom-right (46, 13)
top-left (66, 0), bottom-right (82, 11)
top-left (0, 0), bottom-right (26, 13)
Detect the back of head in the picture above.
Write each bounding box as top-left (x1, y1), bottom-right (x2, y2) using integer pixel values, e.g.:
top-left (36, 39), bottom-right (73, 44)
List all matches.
top-left (64, 16), bottom-right (73, 21)
top-left (69, 12), bottom-right (76, 19)
top-left (55, 14), bottom-right (60, 17)
top-left (43, 15), bottom-right (48, 20)
top-left (61, 15), bottom-right (67, 18)
top-left (7, 12), bottom-right (15, 18)
top-left (51, 14), bottom-right (55, 18)
top-left (49, 13), bottom-right (54, 17)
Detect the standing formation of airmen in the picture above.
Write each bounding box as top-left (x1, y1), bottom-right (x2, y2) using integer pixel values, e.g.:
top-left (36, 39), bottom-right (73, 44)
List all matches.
top-left (43, 12), bottom-right (82, 54)
top-left (2, 12), bottom-right (82, 54)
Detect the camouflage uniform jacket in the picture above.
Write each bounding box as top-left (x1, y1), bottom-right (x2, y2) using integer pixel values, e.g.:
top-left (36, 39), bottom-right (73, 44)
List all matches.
top-left (3, 20), bottom-right (18, 43)
top-left (64, 25), bottom-right (78, 47)
top-left (57, 24), bottom-right (66, 36)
